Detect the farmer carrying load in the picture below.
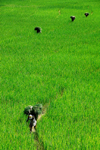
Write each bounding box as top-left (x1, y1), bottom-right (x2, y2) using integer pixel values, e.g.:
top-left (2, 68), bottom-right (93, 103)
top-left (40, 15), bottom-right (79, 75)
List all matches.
top-left (24, 104), bottom-right (43, 132)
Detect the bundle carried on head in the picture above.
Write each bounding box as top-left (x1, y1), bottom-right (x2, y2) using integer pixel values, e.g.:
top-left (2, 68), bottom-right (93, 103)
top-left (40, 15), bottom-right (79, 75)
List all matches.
top-left (24, 104), bottom-right (43, 120)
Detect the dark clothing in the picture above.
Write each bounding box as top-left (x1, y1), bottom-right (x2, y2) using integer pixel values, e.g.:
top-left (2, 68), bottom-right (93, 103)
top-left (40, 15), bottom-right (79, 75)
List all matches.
top-left (31, 109), bottom-right (38, 120)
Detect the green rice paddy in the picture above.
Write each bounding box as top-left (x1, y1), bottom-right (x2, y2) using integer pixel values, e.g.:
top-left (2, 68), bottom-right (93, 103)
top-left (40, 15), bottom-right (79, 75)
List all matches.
top-left (0, 0), bottom-right (100, 149)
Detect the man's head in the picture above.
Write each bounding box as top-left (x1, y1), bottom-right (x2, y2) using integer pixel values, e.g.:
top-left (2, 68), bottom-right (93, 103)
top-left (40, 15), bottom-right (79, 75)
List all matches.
top-left (29, 114), bottom-right (34, 120)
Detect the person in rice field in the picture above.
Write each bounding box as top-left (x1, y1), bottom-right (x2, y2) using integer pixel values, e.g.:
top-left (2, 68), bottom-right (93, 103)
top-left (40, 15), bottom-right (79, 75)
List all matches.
top-left (27, 114), bottom-right (37, 132)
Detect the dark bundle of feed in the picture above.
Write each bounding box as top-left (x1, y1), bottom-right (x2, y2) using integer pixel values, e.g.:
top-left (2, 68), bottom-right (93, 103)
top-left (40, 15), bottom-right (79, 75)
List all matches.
top-left (24, 104), bottom-right (43, 120)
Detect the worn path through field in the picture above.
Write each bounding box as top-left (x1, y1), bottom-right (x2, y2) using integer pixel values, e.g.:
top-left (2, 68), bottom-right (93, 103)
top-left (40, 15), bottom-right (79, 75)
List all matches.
top-left (33, 103), bottom-right (49, 150)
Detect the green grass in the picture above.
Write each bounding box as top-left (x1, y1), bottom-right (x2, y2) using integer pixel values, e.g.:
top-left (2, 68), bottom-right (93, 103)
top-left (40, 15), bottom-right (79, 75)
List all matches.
top-left (0, 0), bottom-right (100, 149)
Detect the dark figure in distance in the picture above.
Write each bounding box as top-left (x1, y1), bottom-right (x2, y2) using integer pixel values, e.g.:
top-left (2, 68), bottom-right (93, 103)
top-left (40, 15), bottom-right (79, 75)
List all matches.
top-left (70, 16), bottom-right (75, 21)
top-left (34, 27), bottom-right (41, 33)
top-left (84, 13), bottom-right (89, 17)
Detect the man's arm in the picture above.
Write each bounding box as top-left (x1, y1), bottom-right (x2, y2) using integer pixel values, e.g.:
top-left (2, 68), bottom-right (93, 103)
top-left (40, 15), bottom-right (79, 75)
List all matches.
top-left (26, 116), bottom-right (29, 122)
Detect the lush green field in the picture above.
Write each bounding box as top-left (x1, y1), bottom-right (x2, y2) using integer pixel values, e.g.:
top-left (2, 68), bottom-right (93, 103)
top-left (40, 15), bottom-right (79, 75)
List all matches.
top-left (0, 0), bottom-right (100, 149)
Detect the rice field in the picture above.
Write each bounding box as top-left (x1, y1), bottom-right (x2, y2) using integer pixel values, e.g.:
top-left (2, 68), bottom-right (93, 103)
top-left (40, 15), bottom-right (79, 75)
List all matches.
top-left (0, 0), bottom-right (100, 149)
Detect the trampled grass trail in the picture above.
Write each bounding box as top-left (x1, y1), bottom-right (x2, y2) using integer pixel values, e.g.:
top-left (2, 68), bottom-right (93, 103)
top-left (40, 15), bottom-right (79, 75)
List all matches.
top-left (0, 0), bottom-right (100, 149)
